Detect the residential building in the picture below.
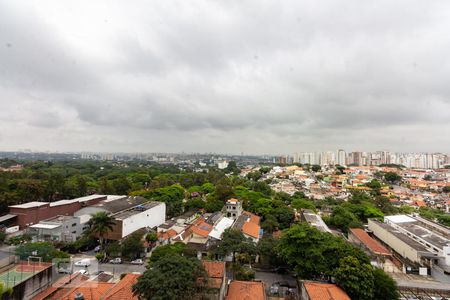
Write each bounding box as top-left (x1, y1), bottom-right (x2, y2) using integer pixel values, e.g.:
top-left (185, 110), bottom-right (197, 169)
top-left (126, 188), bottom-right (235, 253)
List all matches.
top-left (337, 149), bottom-right (346, 166)
top-left (225, 198), bottom-right (243, 220)
top-left (233, 211), bottom-right (261, 243)
top-left (225, 280), bottom-right (266, 300)
top-left (208, 217), bottom-right (234, 240)
top-left (218, 161), bottom-right (229, 169)
top-left (31, 273), bottom-right (140, 300)
top-left (200, 260), bottom-right (227, 300)
top-left (300, 281), bottom-right (350, 300)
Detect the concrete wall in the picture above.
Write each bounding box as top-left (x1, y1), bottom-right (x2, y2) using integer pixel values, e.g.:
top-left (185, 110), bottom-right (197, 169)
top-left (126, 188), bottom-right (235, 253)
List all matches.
top-left (5, 265), bottom-right (53, 300)
top-left (106, 220), bottom-right (123, 241)
top-left (368, 219), bottom-right (420, 264)
top-left (121, 203), bottom-right (166, 237)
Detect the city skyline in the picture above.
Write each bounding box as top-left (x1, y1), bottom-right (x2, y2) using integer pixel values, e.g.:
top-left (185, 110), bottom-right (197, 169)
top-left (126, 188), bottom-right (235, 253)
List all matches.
top-left (1, 1), bottom-right (450, 154)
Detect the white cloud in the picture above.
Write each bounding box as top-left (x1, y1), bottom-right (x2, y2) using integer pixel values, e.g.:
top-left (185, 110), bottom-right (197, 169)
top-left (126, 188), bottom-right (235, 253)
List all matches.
top-left (0, 0), bottom-right (449, 154)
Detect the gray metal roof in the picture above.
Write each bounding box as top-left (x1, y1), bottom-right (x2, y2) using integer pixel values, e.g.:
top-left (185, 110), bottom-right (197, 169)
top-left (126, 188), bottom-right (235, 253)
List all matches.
top-left (0, 214), bottom-right (16, 223)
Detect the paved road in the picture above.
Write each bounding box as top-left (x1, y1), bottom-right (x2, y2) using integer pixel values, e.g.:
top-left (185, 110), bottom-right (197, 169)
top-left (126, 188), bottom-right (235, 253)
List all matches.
top-left (66, 254), bottom-right (147, 280)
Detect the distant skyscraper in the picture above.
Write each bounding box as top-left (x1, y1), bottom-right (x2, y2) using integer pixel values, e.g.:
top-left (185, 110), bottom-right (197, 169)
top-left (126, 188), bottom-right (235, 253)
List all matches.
top-left (293, 152), bottom-right (299, 163)
top-left (337, 149), bottom-right (346, 166)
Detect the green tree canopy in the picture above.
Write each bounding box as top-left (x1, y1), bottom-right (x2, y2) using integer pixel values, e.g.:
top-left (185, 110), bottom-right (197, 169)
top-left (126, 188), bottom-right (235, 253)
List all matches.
top-left (149, 243), bottom-right (188, 263)
top-left (333, 256), bottom-right (374, 300)
top-left (372, 268), bottom-right (400, 300)
top-left (133, 253), bottom-right (206, 300)
top-left (121, 231), bottom-right (144, 259)
top-left (16, 242), bottom-right (69, 262)
top-left (214, 229), bottom-right (257, 259)
top-left (137, 184), bottom-right (185, 217)
top-left (384, 172), bottom-right (402, 183)
top-left (277, 223), bottom-right (369, 279)
top-left (325, 206), bottom-right (362, 233)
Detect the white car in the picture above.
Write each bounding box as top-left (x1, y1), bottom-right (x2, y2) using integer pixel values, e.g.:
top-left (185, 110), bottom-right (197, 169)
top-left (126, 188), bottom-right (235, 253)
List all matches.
top-left (78, 269), bottom-right (89, 275)
top-left (131, 259), bottom-right (144, 265)
top-left (109, 258), bottom-right (122, 264)
top-left (74, 259), bottom-right (91, 267)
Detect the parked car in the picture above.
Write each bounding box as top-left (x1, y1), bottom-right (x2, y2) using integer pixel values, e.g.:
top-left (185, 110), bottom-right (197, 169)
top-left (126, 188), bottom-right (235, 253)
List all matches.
top-left (58, 267), bottom-right (71, 274)
top-left (78, 269), bottom-right (89, 275)
top-left (270, 283), bottom-right (280, 295)
top-left (94, 246), bottom-right (101, 252)
top-left (109, 258), bottom-right (122, 264)
top-left (130, 259), bottom-right (143, 265)
top-left (74, 259), bottom-right (91, 267)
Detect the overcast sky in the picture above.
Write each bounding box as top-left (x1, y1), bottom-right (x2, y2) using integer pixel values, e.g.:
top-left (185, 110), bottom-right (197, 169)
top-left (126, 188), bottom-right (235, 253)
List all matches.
top-left (1, 1), bottom-right (449, 155)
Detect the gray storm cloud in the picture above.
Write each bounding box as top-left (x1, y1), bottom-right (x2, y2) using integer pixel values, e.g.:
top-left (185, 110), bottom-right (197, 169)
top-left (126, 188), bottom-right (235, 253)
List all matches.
top-left (0, 0), bottom-right (449, 154)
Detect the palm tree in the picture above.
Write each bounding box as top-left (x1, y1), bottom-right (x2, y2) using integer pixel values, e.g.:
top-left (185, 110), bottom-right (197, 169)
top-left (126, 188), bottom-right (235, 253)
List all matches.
top-left (89, 212), bottom-right (115, 252)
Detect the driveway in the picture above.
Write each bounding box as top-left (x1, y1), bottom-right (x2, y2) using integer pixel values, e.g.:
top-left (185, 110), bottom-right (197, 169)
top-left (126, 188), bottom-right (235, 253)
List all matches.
top-left (255, 271), bottom-right (298, 298)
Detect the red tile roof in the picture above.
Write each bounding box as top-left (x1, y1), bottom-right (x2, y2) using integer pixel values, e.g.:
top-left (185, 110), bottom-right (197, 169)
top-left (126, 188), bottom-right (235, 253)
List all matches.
top-left (157, 228), bottom-right (178, 241)
top-left (57, 281), bottom-right (115, 300)
top-left (225, 281), bottom-right (266, 300)
top-left (191, 221), bottom-right (213, 237)
top-left (304, 282), bottom-right (350, 300)
top-left (103, 273), bottom-right (140, 300)
top-left (31, 273), bottom-right (88, 300)
top-left (242, 222), bottom-right (260, 239)
top-left (34, 274), bottom-right (140, 300)
top-left (242, 211), bottom-right (261, 225)
top-left (201, 261), bottom-right (225, 289)
top-left (349, 228), bottom-right (391, 256)
top-left (202, 260), bottom-right (225, 278)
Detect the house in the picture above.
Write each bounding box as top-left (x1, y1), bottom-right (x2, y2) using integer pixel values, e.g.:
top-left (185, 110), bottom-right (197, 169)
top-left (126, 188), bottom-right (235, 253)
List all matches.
top-left (209, 217), bottom-right (234, 240)
top-left (199, 260), bottom-right (226, 300)
top-left (300, 281), bottom-right (350, 300)
top-left (157, 229), bottom-right (178, 245)
top-left (31, 273), bottom-right (140, 300)
top-left (233, 211), bottom-right (262, 242)
top-left (225, 280), bottom-right (266, 300)
top-left (176, 210), bottom-right (200, 225)
top-left (225, 199), bottom-right (243, 220)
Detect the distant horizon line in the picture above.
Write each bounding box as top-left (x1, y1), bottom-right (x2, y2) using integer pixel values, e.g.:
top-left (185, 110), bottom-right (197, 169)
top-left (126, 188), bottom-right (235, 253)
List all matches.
top-left (0, 149), bottom-right (449, 157)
